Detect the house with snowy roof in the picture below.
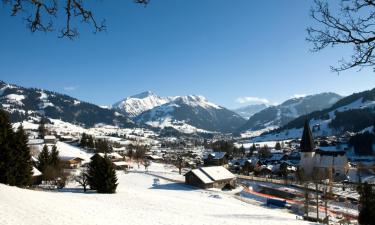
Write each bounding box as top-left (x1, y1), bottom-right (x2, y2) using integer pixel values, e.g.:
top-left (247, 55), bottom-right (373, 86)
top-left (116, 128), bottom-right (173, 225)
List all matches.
top-left (184, 166), bottom-right (236, 189)
top-left (203, 152), bottom-right (229, 167)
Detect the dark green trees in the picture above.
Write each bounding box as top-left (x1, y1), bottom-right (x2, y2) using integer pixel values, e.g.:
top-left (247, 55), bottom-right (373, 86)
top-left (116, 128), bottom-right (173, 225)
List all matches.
top-left (14, 125), bottom-right (33, 186)
top-left (37, 145), bottom-right (51, 173)
top-left (358, 182), bottom-right (375, 225)
top-left (0, 110), bottom-right (33, 187)
top-left (87, 154), bottom-right (118, 193)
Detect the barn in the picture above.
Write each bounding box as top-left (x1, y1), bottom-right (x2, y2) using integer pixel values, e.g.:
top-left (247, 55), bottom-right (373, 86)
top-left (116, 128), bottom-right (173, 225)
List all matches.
top-left (185, 166), bottom-right (236, 189)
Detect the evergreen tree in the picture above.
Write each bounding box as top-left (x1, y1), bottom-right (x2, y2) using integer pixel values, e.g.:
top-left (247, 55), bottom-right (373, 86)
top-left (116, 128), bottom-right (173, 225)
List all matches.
top-left (80, 133), bottom-right (88, 148)
top-left (50, 145), bottom-right (60, 168)
top-left (0, 110), bottom-right (33, 187)
top-left (0, 110), bottom-right (16, 185)
top-left (13, 125), bottom-right (33, 187)
top-left (239, 145), bottom-right (245, 157)
top-left (87, 135), bottom-right (95, 149)
top-left (37, 145), bottom-right (50, 174)
top-left (358, 182), bottom-right (375, 225)
top-left (87, 154), bottom-right (118, 193)
top-left (275, 142), bottom-right (282, 150)
top-left (249, 143), bottom-right (256, 157)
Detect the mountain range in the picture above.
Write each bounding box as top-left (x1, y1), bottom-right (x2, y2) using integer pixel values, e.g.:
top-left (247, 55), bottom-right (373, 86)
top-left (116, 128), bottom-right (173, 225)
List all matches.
top-left (0, 81), bottom-right (134, 128)
top-left (239, 92), bottom-right (342, 133)
top-left (253, 88), bottom-right (375, 141)
top-left (3, 80), bottom-right (371, 139)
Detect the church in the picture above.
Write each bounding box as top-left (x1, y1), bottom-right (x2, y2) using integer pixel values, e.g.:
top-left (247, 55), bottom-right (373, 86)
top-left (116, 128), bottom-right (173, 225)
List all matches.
top-left (299, 120), bottom-right (349, 181)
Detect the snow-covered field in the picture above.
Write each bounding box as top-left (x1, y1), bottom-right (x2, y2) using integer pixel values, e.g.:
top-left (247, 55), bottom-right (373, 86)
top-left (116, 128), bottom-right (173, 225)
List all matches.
top-left (0, 171), bottom-right (316, 225)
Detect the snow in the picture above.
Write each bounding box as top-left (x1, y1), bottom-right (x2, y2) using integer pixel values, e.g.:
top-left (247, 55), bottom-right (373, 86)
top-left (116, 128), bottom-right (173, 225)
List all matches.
top-left (113, 91), bottom-right (171, 117)
top-left (199, 166), bottom-right (235, 181)
top-left (0, 171), bottom-right (315, 225)
top-left (55, 142), bottom-right (93, 162)
top-left (178, 95), bottom-right (222, 109)
top-left (190, 168), bottom-right (214, 184)
top-left (5, 94), bottom-right (25, 105)
top-left (32, 167), bottom-right (42, 177)
top-left (146, 116), bottom-right (209, 134)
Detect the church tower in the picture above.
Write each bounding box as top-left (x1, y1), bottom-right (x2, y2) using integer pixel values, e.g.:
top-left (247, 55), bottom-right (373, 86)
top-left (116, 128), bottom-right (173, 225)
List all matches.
top-left (299, 119), bottom-right (316, 178)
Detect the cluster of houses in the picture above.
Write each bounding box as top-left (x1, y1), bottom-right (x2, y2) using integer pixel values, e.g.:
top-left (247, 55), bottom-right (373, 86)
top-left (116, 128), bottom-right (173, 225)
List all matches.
top-left (26, 118), bottom-right (369, 190)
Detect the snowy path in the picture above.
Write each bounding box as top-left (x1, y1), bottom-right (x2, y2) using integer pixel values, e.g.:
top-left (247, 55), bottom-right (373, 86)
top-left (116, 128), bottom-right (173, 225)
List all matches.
top-left (0, 172), bottom-right (316, 225)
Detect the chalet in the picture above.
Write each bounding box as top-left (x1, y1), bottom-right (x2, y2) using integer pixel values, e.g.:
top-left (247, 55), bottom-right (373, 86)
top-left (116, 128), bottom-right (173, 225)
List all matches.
top-left (44, 135), bottom-right (57, 144)
top-left (203, 152), bottom-right (229, 166)
top-left (113, 161), bottom-right (132, 170)
top-left (112, 147), bottom-right (127, 155)
top-left (185, 166), bottom-right (236, 189)
top-left (146, 155), bottom-right (164, 162)
top-left (266, 153), bottom-right (288, 164)
top-left (60, 156), bottom-right (85, 169)
top-left (95, 153), bottom-right (123, 162)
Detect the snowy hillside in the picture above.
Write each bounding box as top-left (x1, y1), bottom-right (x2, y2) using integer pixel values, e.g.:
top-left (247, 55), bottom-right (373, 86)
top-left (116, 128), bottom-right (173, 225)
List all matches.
top-left (137, 95), bottom-right (246, 133)
top-left (252, 88), bottom-right (375, 142)
top-left (240, 92), bottom-right (342, 133)
top-left (113, 91), bottom-right (172, 117)
top-left (0, 171), bottom-right (313, 225)
top-left (0, 81), bottom-right (134, 128)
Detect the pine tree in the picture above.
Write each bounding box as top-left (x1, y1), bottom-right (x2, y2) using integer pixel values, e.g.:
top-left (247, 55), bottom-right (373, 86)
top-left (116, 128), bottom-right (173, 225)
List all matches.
top-left (80, 133), bottom-right (88, 148)
top-left (87, 154), bottom-right (118, 193)
top-left (275, 142), bottom-right (282, 150)
top-left (0, 110), bottom-right (16, 185)
top-left (13, 125), bottom-right (33, 187)
top-left (249, 143), bottom-right (256, 157)
top-left (358, 182), bottom-right (375, 225)
top-left (100, 155), bottom-right (118, 193)
top-left (37, 145), bottom-right (50, 174)
top-left (50, 145), bottom-right (60, 168)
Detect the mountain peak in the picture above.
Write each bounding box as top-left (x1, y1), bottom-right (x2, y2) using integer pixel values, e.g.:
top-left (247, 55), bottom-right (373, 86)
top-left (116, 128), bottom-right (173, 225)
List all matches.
top-left (130, 91), bottom-right (156, 99)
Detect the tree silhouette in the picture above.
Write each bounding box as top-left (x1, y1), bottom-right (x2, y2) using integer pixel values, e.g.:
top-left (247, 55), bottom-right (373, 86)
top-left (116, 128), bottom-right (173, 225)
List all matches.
top-left (2, 0), bottom-right (149, 39)
top-left (308, 0), bottom-right (375, 72)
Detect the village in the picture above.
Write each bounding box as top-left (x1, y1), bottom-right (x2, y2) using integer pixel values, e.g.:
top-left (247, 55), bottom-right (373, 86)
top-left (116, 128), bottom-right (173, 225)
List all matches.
top-left (12, 116), bottom-right (372, 225)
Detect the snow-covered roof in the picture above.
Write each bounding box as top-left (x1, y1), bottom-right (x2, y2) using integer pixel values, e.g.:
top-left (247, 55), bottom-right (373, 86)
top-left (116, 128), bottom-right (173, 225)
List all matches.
top-left (187, 166), bottom-right (235, 184)
top-left (113, 161), bottom-right (130, 166)
top-left (200, 166), bottom-right (235, 181)
top-left (204, 152), bottom-right (227, 160)
top-left (59, 156), bottom-right (84, 162)
top-left (189, 168), bottom-right (214, 184)
top-left (32, 167), bottom-right (42, 177)
top-left (27, 139), bottom-right (44, 145)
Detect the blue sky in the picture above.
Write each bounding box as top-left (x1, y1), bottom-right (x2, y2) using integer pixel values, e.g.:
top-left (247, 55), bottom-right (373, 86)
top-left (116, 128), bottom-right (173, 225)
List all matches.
top-left (1, 0), bottom-right (374, 109)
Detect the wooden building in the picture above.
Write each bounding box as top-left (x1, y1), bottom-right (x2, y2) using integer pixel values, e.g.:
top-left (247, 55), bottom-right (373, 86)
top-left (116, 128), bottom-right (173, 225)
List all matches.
top-left (60, 156), bottom-right (85, 169)
top-left (203, 152), bottom-right (229, 166)
top-left (185, 166), bottom-right (236, 189)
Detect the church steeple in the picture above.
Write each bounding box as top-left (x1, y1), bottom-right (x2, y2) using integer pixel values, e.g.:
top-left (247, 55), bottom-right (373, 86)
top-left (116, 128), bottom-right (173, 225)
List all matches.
top-left (300, 119), bottom-right (315, 152)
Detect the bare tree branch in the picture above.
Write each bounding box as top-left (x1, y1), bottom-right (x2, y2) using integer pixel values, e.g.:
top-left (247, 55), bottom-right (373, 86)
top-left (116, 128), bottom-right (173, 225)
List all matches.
top-left (2, 0), bottom-right (149, 39)
top-left (307, 0), bottom-right (375, 72)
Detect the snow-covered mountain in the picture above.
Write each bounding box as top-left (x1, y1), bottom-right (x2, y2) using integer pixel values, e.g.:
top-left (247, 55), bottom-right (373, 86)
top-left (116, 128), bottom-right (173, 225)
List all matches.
top-left (136, 95), bottom-right (246, 133)
top-left (113, 91), bottom-right (172, 117)
top-left (252, 88), bottom-right (375, 141)
top-left (240, 92), bottom-right (342, 133)
top-left (0, 81), bottom-right (134, 128)
top-left (233, 104), bottom-right (268, 119)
